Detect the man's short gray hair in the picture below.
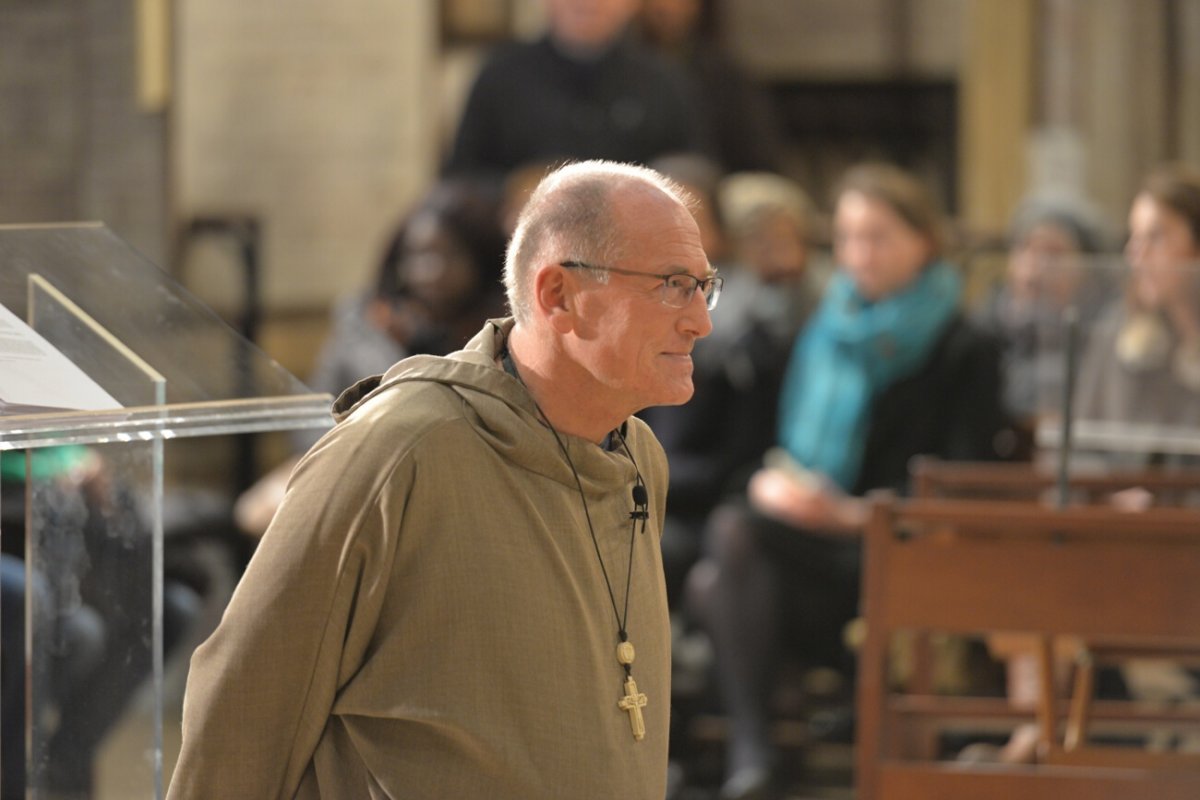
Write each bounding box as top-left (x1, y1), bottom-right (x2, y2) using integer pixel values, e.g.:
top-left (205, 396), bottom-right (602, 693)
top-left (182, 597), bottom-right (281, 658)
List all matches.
top-left (503, 160), bottom-right (695, 322)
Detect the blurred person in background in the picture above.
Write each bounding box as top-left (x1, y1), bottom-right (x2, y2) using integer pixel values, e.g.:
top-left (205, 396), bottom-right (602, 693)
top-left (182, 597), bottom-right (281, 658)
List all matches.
top-left (640, 163), bottom-right (823, 612)
top-left (234, 179), bottom-right (507, 535)
top-left (688, 163), bottom-right (1007, 800)
top-left (639, 161), bottom-right (825, 797)
top-left (444, 0), bottom-right (712, 180)
top-left (957, 165), bottom-right (1200, 767)
top-left (1074, 163), bottom-right (1200, 439)
top-left (973, 194), bottom-right (1111, 454)
top-left (713, 170), bottom-right (830, 394)
top-left (310, 178), bottom-right (508, 403)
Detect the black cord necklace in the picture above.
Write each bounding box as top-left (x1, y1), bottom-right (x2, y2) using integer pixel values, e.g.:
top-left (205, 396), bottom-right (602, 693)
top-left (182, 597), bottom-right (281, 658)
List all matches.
top-left (501, 347), bottom-right (650, 741)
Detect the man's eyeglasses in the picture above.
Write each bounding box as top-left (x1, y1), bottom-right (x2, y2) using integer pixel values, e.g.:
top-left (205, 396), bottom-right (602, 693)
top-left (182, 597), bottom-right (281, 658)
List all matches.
top-left (559, 261), bottom-right (723, 310)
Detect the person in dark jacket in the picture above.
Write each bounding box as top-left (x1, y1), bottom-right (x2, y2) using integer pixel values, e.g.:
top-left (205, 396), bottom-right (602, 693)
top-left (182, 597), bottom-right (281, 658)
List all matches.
top-left (443, 0), bottom-right (711, 180)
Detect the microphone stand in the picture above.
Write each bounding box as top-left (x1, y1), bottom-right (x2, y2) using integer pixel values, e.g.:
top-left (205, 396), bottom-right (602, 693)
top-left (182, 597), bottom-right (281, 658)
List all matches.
top-left (1056, 306), bottom-right (1079, 509)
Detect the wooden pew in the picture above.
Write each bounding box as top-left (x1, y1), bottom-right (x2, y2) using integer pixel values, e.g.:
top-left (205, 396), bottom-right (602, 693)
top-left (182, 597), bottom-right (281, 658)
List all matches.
top-left (855, 493), bottom-right (1200, 799)
top-left (905, 455), bottom-right (1200, 694)
top-left (908, 455), bottom-right (1200, 750)
top-left (910, 455), bottom-right (1200, 505)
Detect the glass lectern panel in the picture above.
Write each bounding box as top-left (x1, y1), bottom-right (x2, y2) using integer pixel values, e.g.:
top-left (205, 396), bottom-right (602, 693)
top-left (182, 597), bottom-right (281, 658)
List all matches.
top-left (1, 224), bottom-right (335, 798)
top-left (0, 223), bottom-right (333, 448)
top-left (24, 442), bottom-right (160, 796)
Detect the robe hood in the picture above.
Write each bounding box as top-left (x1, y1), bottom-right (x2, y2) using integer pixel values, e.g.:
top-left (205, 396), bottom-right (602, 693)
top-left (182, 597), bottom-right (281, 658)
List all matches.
top-left (330, 317), bottom-right (651, 499)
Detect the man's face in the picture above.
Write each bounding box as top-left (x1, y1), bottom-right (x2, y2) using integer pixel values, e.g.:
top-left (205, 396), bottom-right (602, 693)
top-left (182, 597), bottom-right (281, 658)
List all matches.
top-left (565, 188), bottom-right (713, 411)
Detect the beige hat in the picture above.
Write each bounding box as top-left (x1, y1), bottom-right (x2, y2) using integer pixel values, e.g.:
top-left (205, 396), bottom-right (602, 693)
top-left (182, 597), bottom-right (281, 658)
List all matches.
top-left (719, 171), bottom-right (815, 239)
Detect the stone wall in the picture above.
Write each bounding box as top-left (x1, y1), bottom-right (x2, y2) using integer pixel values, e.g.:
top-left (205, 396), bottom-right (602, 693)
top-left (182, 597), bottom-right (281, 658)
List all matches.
top-left (721, 0), bottom-right (963, 80)
top-left (0, 0), bottom-right (167, 264)
top-left (174, 1), bottom-right (439, 312)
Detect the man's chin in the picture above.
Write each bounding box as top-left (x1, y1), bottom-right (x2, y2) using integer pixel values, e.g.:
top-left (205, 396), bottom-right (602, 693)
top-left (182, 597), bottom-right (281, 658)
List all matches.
top-left (649, 382), bottom-right (695, 408)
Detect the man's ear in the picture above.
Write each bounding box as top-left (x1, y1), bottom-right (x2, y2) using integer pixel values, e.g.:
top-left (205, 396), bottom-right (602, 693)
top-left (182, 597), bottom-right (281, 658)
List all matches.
top-left (532, 264), bottom-right (575, 333)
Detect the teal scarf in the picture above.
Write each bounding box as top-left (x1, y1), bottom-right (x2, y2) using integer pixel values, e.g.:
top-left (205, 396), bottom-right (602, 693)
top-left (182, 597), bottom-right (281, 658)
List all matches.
top-left (777, 261), bottom-right (962, 491)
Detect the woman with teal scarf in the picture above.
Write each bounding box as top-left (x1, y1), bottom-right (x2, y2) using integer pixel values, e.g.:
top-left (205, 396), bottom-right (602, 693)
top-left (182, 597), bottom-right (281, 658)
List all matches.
top-left (689, 164), bottom-right (1007, 800)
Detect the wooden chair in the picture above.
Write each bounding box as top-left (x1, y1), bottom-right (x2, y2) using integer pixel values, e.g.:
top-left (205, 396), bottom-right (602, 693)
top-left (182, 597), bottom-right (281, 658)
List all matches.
top-left (855, 493), bottom-right (1200, 799)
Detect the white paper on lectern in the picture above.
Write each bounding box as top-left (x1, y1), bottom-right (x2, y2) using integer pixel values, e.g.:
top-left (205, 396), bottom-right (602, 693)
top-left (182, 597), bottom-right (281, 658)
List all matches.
top-left (0, 302), bottom-right (122, 414)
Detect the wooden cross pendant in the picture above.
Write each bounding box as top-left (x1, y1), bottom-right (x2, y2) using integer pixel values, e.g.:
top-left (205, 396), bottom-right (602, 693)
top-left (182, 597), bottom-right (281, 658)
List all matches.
top-left (617, 675), bottom-right (648, 741)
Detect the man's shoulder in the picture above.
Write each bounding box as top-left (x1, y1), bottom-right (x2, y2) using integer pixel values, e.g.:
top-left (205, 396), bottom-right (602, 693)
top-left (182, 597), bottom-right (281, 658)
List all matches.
top-left (341, 377), bottom-right (466, 433)
top-left (318, 378), bottom-right (478, 470)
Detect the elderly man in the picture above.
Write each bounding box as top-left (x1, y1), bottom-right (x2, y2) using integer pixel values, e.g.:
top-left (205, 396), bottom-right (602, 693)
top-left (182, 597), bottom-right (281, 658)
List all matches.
top-left (166, 160), bottom-right (719, 799)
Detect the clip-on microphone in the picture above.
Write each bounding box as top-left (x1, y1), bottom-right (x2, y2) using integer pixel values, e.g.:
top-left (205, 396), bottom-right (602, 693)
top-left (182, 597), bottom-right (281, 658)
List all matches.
top-left (615, 427), bottom-right (650, 533)
top-left (630, 482), bottom-right (649, 525)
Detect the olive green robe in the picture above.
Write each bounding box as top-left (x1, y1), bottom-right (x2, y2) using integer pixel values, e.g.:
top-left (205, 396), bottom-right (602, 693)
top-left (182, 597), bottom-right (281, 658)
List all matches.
top-left (167, 319), bottom-right (671, 799)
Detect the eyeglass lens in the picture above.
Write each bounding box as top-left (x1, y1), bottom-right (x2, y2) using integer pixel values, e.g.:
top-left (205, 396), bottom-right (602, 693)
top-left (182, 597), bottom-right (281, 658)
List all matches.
top-left (667, 277), bottom-right (720, 310)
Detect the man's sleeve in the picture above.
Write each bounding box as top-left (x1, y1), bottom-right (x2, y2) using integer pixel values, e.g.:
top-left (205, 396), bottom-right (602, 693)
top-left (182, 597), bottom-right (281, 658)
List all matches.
top-left (166, 430), bottom-right (409, 798)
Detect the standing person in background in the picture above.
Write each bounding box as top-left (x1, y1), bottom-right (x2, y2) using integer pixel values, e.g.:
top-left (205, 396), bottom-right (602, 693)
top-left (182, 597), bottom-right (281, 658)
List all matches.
top-left (168, 160), bottom-right (719, 799)
top-left (444, 0), bottom-right (712, 180)
top-left (688, 163), bottom-right (1007, 800)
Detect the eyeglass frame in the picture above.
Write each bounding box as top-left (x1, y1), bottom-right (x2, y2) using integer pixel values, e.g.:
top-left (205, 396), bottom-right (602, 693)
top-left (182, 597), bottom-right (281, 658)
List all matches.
top-left (558, 260), bottom-right (723, 310)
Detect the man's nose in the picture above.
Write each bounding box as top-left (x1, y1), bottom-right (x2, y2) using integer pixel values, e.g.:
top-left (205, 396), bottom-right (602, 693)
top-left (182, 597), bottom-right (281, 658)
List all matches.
top-left (680, 288), bottom-right (713, 338)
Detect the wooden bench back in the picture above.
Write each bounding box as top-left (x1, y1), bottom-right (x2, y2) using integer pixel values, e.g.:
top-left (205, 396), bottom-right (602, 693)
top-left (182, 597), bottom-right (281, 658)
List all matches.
top-left (855, 492), bottom-right (1200, 799)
